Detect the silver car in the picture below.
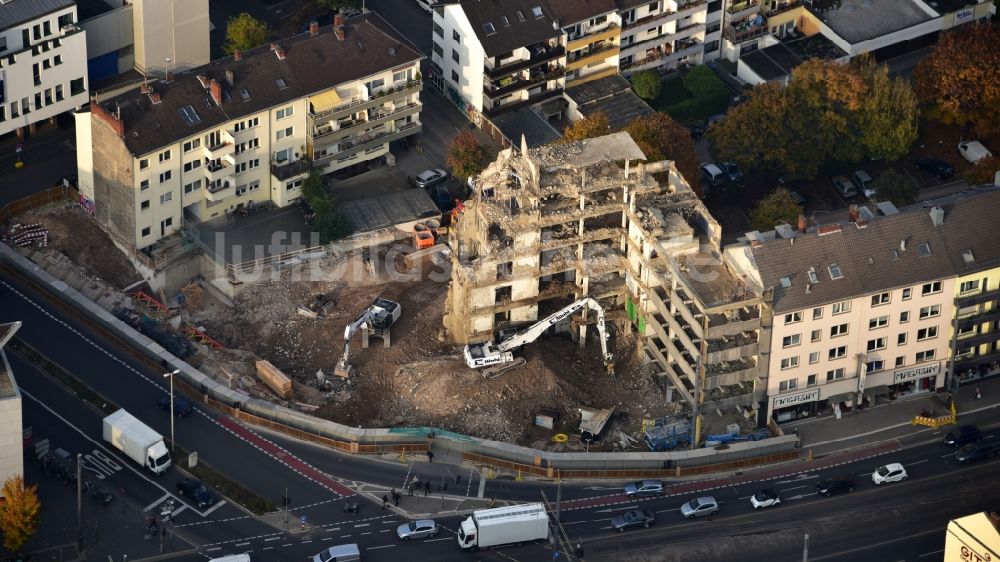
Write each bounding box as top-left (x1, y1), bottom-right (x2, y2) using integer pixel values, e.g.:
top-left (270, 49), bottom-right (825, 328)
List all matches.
top-left (624, 480), bottom-right (664, 497)
top-left (415, 168), bottom-right (448, 189)
top-left (680, 496), bottom-right (719, 519)
top-left (396, 519), bottom-right (439, 540)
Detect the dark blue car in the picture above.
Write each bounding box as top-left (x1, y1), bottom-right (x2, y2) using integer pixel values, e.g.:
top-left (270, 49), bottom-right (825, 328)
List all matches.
top-left (159, 396), bottom-right (194, 418)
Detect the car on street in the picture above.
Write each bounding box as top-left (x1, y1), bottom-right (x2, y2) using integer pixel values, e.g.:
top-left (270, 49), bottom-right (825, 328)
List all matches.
top-left (699, 162), bottom-right (726, 188)
top-left (955, 442), bottom-right (1000, 464)
top-left (610, 509), bottom-right (655, 531)
top-left (832, 175), bottom-right (858, 198)
top-left (680, 496), bottom-right (719, 519)
top-left (852, 170), bottom-right (877, 199)
top-left (176, 478), bottom-right (216, 509)
top-left (159, 396), bottom-right (194, 418)
top-left (312, 543), bottom-right (361, 562)
top-left (430, 183), bottom-right (455, 212)
top-left (944, 425), bottom-right (982, 447)
top-left (915, 157), bottom-right (955, 180)
top-left (624, 480), bottom-right (664, 497)
top-left (872, 463), bottom-right (908, 485)
top-left (396, 519), bottom-right (439, 540)
top-left (958, 140), bottom-right (993, 164)
top-left (749, 489), bottom-right (781, 509)
top-left (720, 161), bottom-right (744, 183)
top-left (415, 168), bottom-right (448, 189)
top-left (816, 475), bottom-right (855, 497)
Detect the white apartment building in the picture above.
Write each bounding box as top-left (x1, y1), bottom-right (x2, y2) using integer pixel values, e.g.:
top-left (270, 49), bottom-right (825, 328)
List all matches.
top-left (551, 0), bottom-right (622, 88)
top-left (616, 0), bottom-right (714, 74)
top-left (0, 0), bottom-right (88, 138)
top-left (0, 322), bottom-right (24, 495)
top-left (728, 191), bottom-right (1000, 423)
top-left (76, 13), bottom-right (423, 251)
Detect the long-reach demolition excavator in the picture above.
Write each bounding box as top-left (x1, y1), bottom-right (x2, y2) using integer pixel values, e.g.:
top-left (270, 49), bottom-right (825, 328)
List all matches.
top-left (334, 298), bottom-right (402, 377)
top-left (463, 297), bottom-right (614, 379)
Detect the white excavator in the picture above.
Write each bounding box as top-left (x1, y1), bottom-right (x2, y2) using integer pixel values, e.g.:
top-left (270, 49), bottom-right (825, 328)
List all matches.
top-left (334, 297), bottom-right (402, 377)
top-left (463, 297), bottom-right (615, 379)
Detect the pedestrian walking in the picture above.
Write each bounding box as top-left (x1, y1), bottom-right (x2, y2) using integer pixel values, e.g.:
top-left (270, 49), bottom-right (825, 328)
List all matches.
top-left (382, 494), bottom-right (388, 510)
top-left (976, 385), bottom-right (982, 399)
top-left (426, 450), bottom-right (434, 463)
top-left (424, 480), bottom-right (431, 497)
top-left (393, 491), bottom-right (400, 506)
top-left (407, 481), bottom-right (414, 496)
top-left (488, 496), bottom-right (496, 508)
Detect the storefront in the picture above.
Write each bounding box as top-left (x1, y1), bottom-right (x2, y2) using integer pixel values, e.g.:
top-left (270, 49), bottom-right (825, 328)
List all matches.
top-left (771, 388), bottom-right (820, 423)
top-left (890, 361), bottom-right (942, 399)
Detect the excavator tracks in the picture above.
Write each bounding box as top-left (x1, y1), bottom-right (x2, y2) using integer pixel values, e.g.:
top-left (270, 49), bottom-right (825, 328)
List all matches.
top-left (482, 357), bottom-right (527, 379)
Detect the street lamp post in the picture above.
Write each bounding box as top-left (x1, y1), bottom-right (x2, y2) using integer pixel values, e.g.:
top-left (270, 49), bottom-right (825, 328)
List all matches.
top-left (163, 369), bottom-right (180, 453)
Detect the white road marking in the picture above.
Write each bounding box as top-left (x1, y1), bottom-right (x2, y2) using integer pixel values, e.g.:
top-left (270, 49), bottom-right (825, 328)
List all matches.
top-left (426, 537), bottom-right (452, 542)
top-left (265, 537), bottom-right (281, 542)
top-left (354, 523), bottom-right (370, 528)
top-left (778, 485), bottom-right (806, 492)
top-left (235, 542), bottom-right (250, 547)
top-left (907, 459), bottom-right (929, 466)
top-left (367, 545), bottom-right (396, 550)
top-left (919, 550), bottom-right (944, 558)
top-left (201, 500), bottom-right (228, 516)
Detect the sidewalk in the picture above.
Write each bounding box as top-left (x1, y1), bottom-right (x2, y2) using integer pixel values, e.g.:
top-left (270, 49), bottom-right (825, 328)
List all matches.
top-left (355, 482), bottom-right (493, 518)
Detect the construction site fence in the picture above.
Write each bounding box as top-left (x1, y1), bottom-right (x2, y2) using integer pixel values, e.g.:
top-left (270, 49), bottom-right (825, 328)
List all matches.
top-left (0, 184), bottom-right (76, 224)
top-left (1, 240), bottom-right (804, 477)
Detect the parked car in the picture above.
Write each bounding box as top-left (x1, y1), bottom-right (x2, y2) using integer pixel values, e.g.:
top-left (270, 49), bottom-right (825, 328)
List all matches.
top-left (610, 509), bottom-right (655, 531)
top-left (944, 425), bottom-right (982, 447)
top-left (415, 168), bottom-right (448, 189)
top-left (680, 496), bottom-right (719, 519)
top-left (832, 175), bottom-right (858, 198)
top-left (686, 123), bottom-right (705, 140)
top-left (816, 475), bottom-right (855, 497)
top-left (699, 162), bottom-right (726, 187)
top-left (915, 157), bottom-right (955, 180)
top-left (396, 519), bottom-right (439, 540)
top-left (851, 170), bottom-right (877, 199)
top-left (955, 442), bottom-right (1000, 464)
top-left (749, 489), bottom-right (781, 510)
top-left (158, 396), bottom-right (194, 418)
top-left (720, 161), bottom-right (744, 183)
top-left (624, 480), bottom-right (664, 497)
top-left (958, 140), bottom-right (993, 164)
top-left (431, 183), bottom-right (455, 212)
top-left (871, 463), bottom-right (908, 485)
top-left (176, 479), bottom-right (216, 509)
top-left (312, 544), bottom-right (361, 562)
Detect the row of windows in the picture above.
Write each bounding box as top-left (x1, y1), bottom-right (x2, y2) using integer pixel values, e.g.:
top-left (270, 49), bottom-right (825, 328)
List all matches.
top-left (782, 327), bottom-right (940, 367)
top-left (139, 216), bottom-right (173, 238)
top-left (778, 350), bottom-right (939, 392)
top-left (0, 83), bottom-right (70, 122)
top-left (784, 282), bottom-right (955, 326)
top-left (782, 307), bottom-right (942, 349)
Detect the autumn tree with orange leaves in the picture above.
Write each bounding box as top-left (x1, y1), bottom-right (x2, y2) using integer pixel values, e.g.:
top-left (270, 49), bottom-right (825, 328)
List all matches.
top-left (914, 23), bottom-right (1000, 137)
top-left (559, 112), bottom-right (612, 144)
top-left (0, 476), bottom-right (41, 553)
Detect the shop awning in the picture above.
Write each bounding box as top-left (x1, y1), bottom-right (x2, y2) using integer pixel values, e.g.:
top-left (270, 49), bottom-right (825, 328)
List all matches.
top-left (309, 89), bottom-right (342, 113)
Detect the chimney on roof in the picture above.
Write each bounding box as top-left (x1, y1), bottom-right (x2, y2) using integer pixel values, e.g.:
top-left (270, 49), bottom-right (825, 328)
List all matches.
top-left (140, 81), bottom-right (150, 95)
top-left (929, 205), bottom-right (944, 227)
top-left (209, 79), bottom-right (223, 107)
top-left (275, 46), bottom-right (286, 60)
top-left (234, 49), bottom-right (242, 61)
top-left (225, 69), bottom-right (234, 87)
top-left (797, 214), bottom-right (807, 232)
top-left (270, 42), bottom-right (279, 51)
top-left (335, 14), bottom-right (345, 41)
top-left (309, 20), bottom-right (319, 37)
top-left (900, 239), bottom-right (907, 252)
top-left (90, 100), bottom-right (124, 139)
top-left (848, 204), bottom-right (859, 223)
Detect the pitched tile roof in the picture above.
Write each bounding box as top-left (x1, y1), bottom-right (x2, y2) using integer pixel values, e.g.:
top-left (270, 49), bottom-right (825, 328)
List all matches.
top-left (751, 188), bottom-right (1000, 313)
top-left (459, 0), bottom-right (561, 58)
top-left (0, 0), bottom-right (73, 30)
top-left (97, 12), bottom-right (422, 157)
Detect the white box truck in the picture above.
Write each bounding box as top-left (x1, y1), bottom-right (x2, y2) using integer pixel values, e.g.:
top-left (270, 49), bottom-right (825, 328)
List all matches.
top-left (457, 503), bottom-right (550, 551)
top-left (102, 409), bottom-right (172, 474)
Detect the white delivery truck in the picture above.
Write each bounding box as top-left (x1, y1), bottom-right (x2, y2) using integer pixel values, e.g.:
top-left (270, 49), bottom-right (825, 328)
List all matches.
top-left (102, 409), bottom-right (172, 474)
top-left (457, 503), bottom-right (550, 551)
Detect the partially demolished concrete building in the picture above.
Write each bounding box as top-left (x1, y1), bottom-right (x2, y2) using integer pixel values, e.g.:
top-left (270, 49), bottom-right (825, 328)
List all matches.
top-left (444, 132), bottom-right (767, 415)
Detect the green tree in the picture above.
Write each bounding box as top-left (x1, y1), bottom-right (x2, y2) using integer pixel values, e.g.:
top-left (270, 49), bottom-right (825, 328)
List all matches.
top-left (623, 113), bottom-right (701, 196)
top-left (224, 13), bottom-right (270, 55)
top-left (857, 65), bottom-right (919, 161)
top-left (750, 188), bottom-right (803, 232)
top-left (630, 70), bottom-right (662, 100)
top-left (0, 476), bottom-right (40, 553)
top-left (446, 132), bottom-right (490, 181)
top-left (302, 171), bottom-right (327, 206)
top-left (873, 169), bottom-right (919, 206)
top-left (559, 112), bottom-right (611, 143)
top-left (786, 58), bottom-right (867, 165)
top-left (318, 0), bottom-right (361, 11)
top-left (301, 171), bottom-right (352, 243)
top-left (914, 24), bottom-right (1000, 136)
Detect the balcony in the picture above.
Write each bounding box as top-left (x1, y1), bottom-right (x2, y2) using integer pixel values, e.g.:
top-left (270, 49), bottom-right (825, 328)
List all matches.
top-left (485, 44), bottom-right (565, 79)
top-left (314, 122), bottom-right (422, 165)
top-left (566, 43), bottom-right (621, 71)
top-left (205, 155), bottom-right (235, 179)
top-left (271, 159), bottom-right (312, 181)
top-left (308, 80), bottom-right (422, 122)
top-left (957, 309), bottom-right (1000, 331)
top-left (727, 0), bottom-right (759, 14)
top-left (313, 101), bottom-right (422, 146)
top-left (764, 0), bottom-right (802, 16)
top-left (955, 286), bottom-right (1000, 307)
top-left (205, 179), bottom-right (234, 202)
top-left (567, 24), bottom-right (621, 51)
top-left (483, 88), bottom-right (563, 118)
top-left (203, 131), bottom-right (236, 159)
top-left (484, 68), bottom-right (563, 97)
top-left (623, 9), bottom-right (678, 32)
top-left (724, 16), bottom-right (768, 43)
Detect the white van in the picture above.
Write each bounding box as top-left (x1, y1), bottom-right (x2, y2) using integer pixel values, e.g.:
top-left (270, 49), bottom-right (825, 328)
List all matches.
top-left (209, 555), bottom-right (251, 562)
top-left (958, 141), bottom-right (993, 164)
top-left (312, 543), bottom-right (361, 562)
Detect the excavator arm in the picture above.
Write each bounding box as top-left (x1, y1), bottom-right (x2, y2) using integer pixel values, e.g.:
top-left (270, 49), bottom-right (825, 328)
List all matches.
top-left (336, 311), bottom-right (375, 372)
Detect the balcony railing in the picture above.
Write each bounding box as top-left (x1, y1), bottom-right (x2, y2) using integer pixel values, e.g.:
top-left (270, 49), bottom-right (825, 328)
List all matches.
top-left (764, 0), bottom-right (801, 16)
top-left (315, 122), bottom-right (422, 165)
top-left (485, 45), bottom-right (565, 79)
top-left (271, 159), bottom-right (312, 181)
top-left (728, 0), bottom-right (759, 13)
top-left (313, 101), bottom-right (422, 143)
top-left (308, 80), bottom-right (422, 121)
top-left (566, 43), bottom-right (620, 70)
top-left (724, 17), bottom-right (769, 43)
top-left (484, 70), bottom-right (563, 97)
top-left (567, 23), bottom-right (621, 48)
top-left (483, 88), bottom-right (563, 118)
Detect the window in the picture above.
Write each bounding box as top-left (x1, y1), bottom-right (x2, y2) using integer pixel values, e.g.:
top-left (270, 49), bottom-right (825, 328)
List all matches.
top-left (826, 368), bottom-right (845, 382)
top-left (0, 107), bottom-right (4, 122)
top-left (830, 324), bottom-right (848, 337)
top-left (832, 301), bottom-right (851, 315)
top-left (779, 379), bottom-right (798, 392)
top-left (871, 292), bottom-right (890, 306)
top-left (782, 334), bottom-right (801, 348)
top-left (451, 70), bottom-right (459, 82)
top-left (275, 148), bottom-right (291, 163)
top-left (865, 360), bottom-right (884, 373)
top-left (806, 374), bottom-right (817, 386)
top-left (432, 42), bottom-right (443, 57)
top-left (780, 356), bottom-right (799, 370)
top-left (159, 171), bottom-right (172, 183)
top-left (163, 217), bottom-right (173, 228)
top-left (141, 227), bottom-right (151, 237)
top-left (235, 162), bottom-right (248, 174)
top-left (276, 78), bottom-right (288, 89)
top-left (33, 24), bottom-right (41, 40)
top-left (248, 158), bottom-right (260, 170)
top-left (960, 280), bottom-right (980, 293)
top-left (70, 77), bottom-right (84, 95)
top-left (897, 333), bottom-right (907, 346)
top-left (43, 21), bottom-right (51, 36)
top-left (276, 127), bottom-right (293, 141)
top-left (9, 102), bottom-right (16, 119)
top-left (902, 288), bottom-right (912, 300)
top-left (140, 200), bottom-right (150, 211)
top-left (918, 242), bottom-right (931, 257)
top-left (869, 316), bottom-right (888, 330)
top-left (917, 326), bottom-right (938, 341)
top-left (921, 281), bottom-right (942, 295)
top-left (829, 346), bottom-right (847, 360)
top-left (183, 180), bottom-right (202, 194)
top-left (915, 349), bottom-right (936, 362)
top-left (866, 337), bottom-right (886, 352)
top-left (812, 307), bottom-right (824, 320)
top-left (248, 180), bottom-right (260, 192)
top-left (809, 351), bottom-right (820, 364)
top-left (433, 22), bottom-right (443, 38)
top-left (453, 29), bottom-right (460, 41)
top-left (919, 305), bottom-right (940, 319)
top-left (55, 84), bottom-right (63, 101)
top-left (532, 5), bottom-right (544, 17)
top-left (828, 264), bottom-right (843, 280)
top-left (235, 185), bottom-right (247, 196)
top-left (784, 312), bottom-right (802, 324)
top-left (900, 311), bottom-right (910, 323)
top-left (895, 356), bottom-right (905, 367)
top-left (140, 179), bottom-right (150, 191)
top-left (276, 106), bottom-right (294, 119)
top-left (392, 70), bottom-right (409, 83)
top-left (183, 139), bottom-right (201, 153)
top-left (811, 329), bottom-right (822, 343)
top-left (54, 54), bottom-right (62, 66)
top-left (286, 179), bottom-right (303, 191)
top-left (159, 192), bottom-right (172, 204)
top-left (139, 158), bottom-right (149, 170)
top-left (183, 160), bottom-right (201, 172)
top-left (452, 49), bottom-right (460, 63)
top-left (159, 149), bottom-right (172, 162)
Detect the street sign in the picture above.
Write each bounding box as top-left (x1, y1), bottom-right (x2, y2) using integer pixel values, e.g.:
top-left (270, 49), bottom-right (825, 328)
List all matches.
top-left (15, 143), bottom-right (21, 153)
